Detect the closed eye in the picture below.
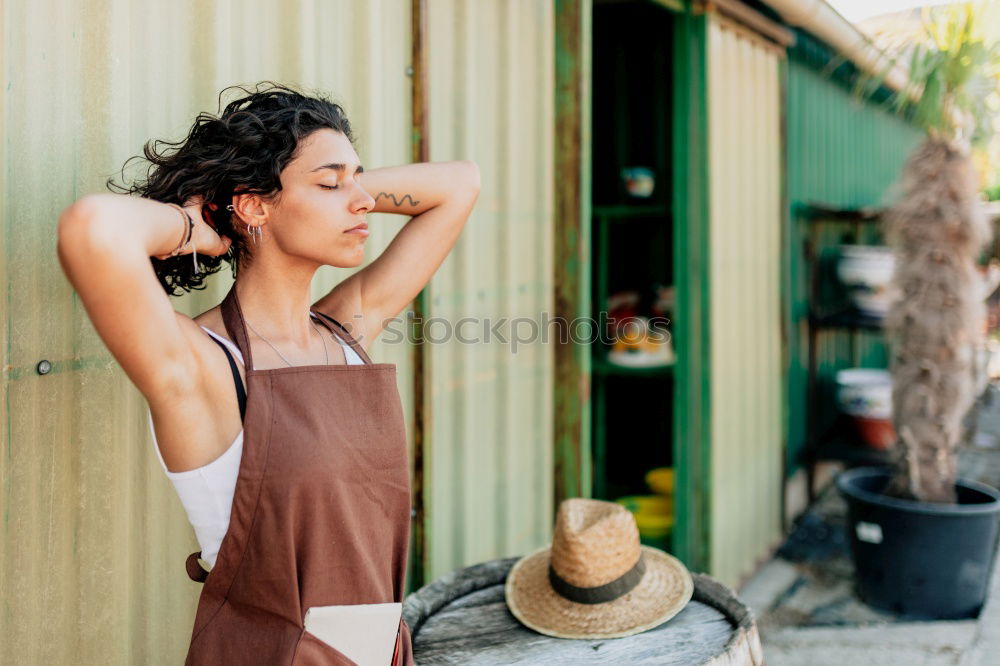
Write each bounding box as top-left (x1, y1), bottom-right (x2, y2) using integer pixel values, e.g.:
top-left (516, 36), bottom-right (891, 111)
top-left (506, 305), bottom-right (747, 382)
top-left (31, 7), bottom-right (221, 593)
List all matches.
top-left (319, 184), bottom-right (339, 190)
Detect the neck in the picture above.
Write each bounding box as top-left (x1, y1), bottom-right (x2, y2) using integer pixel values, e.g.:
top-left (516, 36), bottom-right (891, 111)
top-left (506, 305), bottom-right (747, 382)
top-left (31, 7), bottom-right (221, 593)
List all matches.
top-left (234, 253), bottom-right (320, 348)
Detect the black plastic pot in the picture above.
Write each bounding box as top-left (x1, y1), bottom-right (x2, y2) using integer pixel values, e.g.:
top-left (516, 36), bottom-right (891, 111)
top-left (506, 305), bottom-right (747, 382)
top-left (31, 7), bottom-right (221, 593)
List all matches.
top-left (837, 466), bottom-right (1000, 619)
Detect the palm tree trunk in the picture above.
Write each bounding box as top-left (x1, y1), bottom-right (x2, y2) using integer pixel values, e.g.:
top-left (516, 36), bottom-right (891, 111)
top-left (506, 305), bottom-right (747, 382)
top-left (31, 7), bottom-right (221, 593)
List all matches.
top-left (884, 137), bottom-right (990, 503)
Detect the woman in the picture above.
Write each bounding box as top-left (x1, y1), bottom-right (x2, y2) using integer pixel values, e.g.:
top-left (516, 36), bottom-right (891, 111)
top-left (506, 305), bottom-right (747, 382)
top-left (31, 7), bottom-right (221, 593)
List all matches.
top-left (56, 83), bottom-right (480, 664)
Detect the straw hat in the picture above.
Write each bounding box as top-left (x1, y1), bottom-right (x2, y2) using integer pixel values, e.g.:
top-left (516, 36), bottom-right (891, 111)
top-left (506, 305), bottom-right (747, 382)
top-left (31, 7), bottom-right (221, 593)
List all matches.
top-left (504, 498), bottom-right (693, 639)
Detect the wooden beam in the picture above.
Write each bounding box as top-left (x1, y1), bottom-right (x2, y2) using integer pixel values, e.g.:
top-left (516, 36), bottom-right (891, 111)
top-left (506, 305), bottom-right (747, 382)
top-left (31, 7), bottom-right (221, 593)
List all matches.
top-left (554, 0), bottom-right (592, 507)
top-left (705, 0), bottom-right (796, 48)
top-left (409, 0), bottom-right (430, 592)
top-left (672, 6), bottom-right (713, 574)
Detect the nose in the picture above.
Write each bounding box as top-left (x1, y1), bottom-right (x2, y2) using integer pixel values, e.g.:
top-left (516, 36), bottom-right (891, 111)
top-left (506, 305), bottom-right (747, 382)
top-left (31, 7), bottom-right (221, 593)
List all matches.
top-left (353, 183), bottom-right (376, 215)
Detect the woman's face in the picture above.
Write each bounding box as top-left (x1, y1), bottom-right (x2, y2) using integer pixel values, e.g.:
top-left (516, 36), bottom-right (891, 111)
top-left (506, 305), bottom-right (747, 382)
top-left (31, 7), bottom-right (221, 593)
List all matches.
top-left (262, 128), bottom-right (376, 268)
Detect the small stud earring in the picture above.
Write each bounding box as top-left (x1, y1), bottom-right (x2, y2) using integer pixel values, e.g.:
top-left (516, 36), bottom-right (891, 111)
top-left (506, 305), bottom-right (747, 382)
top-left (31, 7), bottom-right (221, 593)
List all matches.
top-left (226, 204), bottom-right (235, 212)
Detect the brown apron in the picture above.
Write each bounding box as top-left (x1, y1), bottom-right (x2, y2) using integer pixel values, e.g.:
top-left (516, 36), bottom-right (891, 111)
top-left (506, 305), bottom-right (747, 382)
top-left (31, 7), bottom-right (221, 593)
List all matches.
top-left (182, 285), bottom-right (415, 665)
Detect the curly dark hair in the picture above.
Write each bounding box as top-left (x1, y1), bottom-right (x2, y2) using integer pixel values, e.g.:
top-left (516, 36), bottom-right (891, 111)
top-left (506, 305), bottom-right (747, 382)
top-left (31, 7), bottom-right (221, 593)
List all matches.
top-left (108, 82), bottom-right (356, 296)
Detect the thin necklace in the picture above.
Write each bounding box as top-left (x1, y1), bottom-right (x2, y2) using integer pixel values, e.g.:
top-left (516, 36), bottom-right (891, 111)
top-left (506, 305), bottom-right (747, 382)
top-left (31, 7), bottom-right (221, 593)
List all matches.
top-left (245, 314), bottom-right (330, 367)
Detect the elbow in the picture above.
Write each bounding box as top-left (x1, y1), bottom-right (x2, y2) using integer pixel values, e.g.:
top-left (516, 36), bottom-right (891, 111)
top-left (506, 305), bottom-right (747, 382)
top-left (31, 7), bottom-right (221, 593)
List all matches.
top-left (456, 160), bottom-right (481, 200)
top-left (58, 195), bottom-right (101, 242)
top-left (57, 195), bottom-right (112, 269)
top-left (57, 199), bottom-right (91, 261)
top-left (462, 160), bottom-right (481, 192)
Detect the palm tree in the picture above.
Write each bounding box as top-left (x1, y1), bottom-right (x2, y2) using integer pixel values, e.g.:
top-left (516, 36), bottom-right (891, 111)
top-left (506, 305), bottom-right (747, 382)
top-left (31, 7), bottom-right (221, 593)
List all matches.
top-left (875, 3), bottom-right (1000, 502)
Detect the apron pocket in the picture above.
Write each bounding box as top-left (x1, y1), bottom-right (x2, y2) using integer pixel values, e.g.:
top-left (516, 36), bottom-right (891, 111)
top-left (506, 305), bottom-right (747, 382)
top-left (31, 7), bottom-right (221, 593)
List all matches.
top-left (301, 602), bottom-right (403, 666)
top-left (292, 629), bottom-right (359, 666)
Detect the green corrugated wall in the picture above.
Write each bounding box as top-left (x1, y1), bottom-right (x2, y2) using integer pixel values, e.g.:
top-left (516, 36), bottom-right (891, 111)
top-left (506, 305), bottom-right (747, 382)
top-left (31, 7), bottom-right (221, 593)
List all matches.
top-left (784, 35), bottom-right (924, 473)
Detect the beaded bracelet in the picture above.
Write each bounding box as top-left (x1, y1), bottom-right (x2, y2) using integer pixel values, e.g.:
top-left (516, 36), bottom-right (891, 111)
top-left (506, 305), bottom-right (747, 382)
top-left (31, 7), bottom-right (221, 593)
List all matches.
top-left (164, 203), bottom-right (201, 274)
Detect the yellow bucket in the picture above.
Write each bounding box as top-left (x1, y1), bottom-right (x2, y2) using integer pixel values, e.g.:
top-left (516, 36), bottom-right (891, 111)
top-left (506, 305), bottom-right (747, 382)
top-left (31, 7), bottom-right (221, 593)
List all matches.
top-left (615, 495), bottom-right (674, 542)
top-left (645, 467), bottom-right (675, 496)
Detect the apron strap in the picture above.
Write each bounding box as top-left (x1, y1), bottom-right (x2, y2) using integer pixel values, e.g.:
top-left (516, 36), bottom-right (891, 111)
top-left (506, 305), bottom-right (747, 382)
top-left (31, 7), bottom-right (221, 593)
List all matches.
top-left (186, 551), bottom-right (210, 583)
top-left (311, 310), bottom-right (374, 365)
top-left (220, 285), bottom-right (256, 371)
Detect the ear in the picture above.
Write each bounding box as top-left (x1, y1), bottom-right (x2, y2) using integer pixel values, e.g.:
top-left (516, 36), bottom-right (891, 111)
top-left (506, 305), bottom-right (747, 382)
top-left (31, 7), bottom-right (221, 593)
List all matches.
top-left (232, 192), bottom-right (269, 227)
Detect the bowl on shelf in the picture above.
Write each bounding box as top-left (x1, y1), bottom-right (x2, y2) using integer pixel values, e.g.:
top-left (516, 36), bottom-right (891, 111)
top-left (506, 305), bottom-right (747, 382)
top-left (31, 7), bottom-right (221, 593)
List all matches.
top-left (607, 347), bottom-right (675, 367)
top-left (615, 494), bottom-right (673, 549)
top-left (850, 416), bottom-right (896, 450)
top-left (835, 368), bottom-right (896, 450)
top-left (607, 316), bottom-right (675, 367)
top-left (837, 246), bottom-right (898, 317)
top-left (850, 286), bottom-right (897, 317)
top-left (620, 166), bottom-right (656, 198)
top-left (837, 245), bottom-right (895, 288)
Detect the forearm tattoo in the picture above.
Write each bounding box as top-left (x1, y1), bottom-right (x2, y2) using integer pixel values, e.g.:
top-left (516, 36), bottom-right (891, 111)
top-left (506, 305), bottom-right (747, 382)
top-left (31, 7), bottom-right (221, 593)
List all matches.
top-left (374, 192), bottom-right (421, 208)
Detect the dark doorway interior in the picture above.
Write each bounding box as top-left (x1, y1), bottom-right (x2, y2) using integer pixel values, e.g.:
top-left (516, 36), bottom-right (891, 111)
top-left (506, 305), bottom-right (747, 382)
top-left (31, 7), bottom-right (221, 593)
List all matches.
top-left (590, 0), bottom-right (676, 528)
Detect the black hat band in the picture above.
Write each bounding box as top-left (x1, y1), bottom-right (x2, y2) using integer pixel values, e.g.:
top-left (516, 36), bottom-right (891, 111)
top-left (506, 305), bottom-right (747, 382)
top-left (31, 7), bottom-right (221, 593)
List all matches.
top-left (548, 552), bottom-right (647, 605)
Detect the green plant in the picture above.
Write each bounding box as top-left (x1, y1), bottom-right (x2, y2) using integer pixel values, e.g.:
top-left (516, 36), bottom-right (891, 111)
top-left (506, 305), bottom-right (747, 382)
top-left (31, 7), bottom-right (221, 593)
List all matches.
top-left (890, 4), bottom-right (999, 144)
top-left (851, 3), bottom-right (1000, 148)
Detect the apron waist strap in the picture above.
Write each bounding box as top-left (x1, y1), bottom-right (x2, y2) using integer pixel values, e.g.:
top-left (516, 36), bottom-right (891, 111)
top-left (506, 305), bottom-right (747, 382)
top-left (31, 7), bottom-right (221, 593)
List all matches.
top-left (186, 551), bottom-right (210, 583)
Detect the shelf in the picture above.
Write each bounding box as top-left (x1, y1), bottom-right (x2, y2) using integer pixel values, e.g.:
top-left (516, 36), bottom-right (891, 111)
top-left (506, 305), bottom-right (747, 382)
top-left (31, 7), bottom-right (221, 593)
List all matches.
top-left (593, 204), bottom-right (670, 219)
top-left (592, 353), bottom-right (675, 378)
top-left (810, 415), bottom-right (894, 467)
top-left (809, 307), bottom-right (885, 331)
top-left (798, 202), bottom-right (884, 223)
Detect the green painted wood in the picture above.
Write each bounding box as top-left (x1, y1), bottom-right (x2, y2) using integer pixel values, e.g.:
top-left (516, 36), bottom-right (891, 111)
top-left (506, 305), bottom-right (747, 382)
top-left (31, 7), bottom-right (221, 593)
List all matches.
top-left (593, 205), bottom-right (671, 218)
top-left (409, 0), bottom-right (431, 595)
top-left (592, 356), bottom-right (675, 378)
top-left (671, 6), bottom-right (711, 574)
top-left (554, 0), bottom-right (593, 507)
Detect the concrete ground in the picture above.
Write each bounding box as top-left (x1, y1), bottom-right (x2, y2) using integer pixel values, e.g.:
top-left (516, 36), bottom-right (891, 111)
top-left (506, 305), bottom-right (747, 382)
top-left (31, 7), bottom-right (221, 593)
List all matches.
top-left (739, 382), bottom-right (1000, 665)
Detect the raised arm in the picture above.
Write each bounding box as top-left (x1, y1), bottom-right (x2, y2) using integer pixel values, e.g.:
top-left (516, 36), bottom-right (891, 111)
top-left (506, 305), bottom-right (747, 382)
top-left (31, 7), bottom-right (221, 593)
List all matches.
top-left (312, 160), bottom-right (481, 346)
top-left (56, 194), bottom-right (231, 401)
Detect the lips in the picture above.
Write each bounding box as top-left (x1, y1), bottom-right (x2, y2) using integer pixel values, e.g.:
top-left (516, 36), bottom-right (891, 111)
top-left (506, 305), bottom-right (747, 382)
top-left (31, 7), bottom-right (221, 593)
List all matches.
top-left (344, 222), bottom-right (368, 236)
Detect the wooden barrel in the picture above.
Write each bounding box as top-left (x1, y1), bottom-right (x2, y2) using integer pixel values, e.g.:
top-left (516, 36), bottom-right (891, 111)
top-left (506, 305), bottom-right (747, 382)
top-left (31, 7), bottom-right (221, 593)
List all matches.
top-left (403, 557), bottom-right (764, 665)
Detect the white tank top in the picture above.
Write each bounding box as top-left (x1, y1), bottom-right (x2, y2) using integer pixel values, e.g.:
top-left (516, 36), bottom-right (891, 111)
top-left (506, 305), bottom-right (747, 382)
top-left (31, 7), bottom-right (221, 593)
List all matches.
top-left (148, 315), bottom-right (364, 568)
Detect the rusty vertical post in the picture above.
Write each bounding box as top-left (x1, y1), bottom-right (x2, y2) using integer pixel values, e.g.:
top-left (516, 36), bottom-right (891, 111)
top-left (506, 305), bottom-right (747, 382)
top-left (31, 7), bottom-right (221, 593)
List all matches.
top-left (554, 0), bottom-right (592, 508)
top-left (410, 0), bottom-right (430, 591)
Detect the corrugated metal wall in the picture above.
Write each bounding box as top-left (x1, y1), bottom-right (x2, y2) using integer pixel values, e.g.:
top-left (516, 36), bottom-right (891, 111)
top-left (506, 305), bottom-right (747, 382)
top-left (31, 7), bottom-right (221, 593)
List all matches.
top-left (2, 1), bottom-right (556, 661)
top-left (1, 0), bottom-right (554, 662)
top-left (706, 18), bottom-right (784, 587)
top-left (424, 0), bottom-right (555, 581)
top-left (784, 39), bottom-right (924, 472)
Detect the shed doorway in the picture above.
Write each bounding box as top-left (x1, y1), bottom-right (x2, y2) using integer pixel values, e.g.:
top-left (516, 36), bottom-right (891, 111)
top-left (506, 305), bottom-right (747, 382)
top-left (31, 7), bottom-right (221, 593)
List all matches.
top-left (590, 0), bottom-right (677, 554)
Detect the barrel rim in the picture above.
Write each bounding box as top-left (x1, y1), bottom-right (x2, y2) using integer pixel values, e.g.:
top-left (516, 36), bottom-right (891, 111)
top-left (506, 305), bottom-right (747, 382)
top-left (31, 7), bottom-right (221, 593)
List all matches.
top-left (402, 557), bottom-right (763, 663)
